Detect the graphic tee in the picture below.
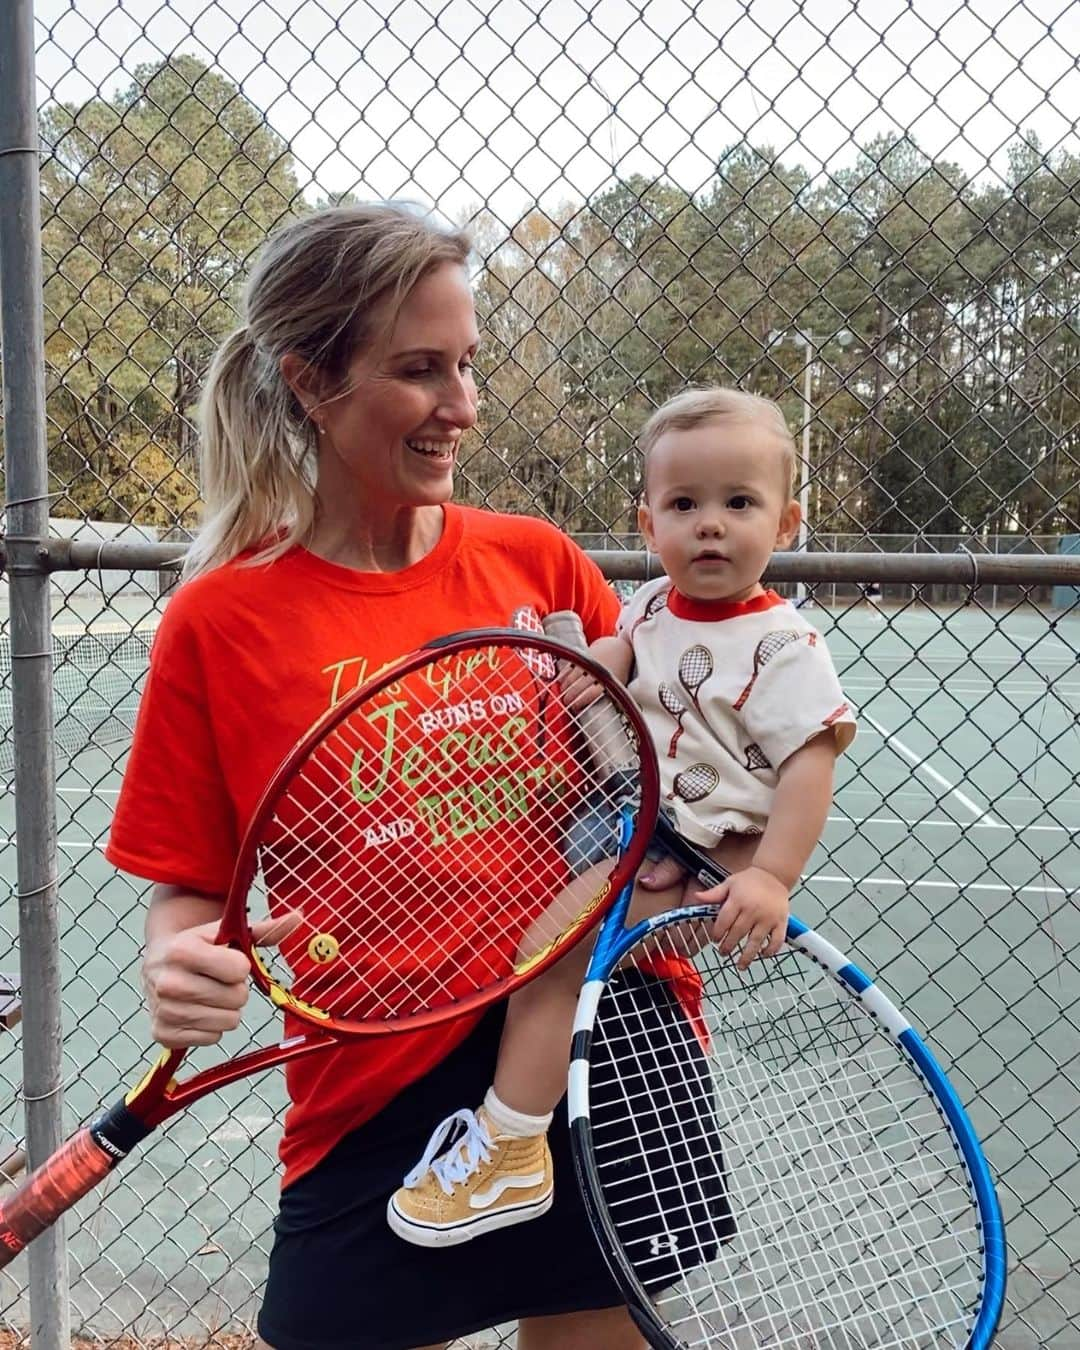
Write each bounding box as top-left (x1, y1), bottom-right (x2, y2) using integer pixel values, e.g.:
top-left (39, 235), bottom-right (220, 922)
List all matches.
top-left (106, 505), bottom-right (620, 1186)
top-left (618, 581), bottom-right (856, 846)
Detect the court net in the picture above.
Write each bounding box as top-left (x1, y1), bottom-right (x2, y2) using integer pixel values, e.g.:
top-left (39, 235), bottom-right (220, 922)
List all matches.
top-left (0, 626), bottom-right (155, 772)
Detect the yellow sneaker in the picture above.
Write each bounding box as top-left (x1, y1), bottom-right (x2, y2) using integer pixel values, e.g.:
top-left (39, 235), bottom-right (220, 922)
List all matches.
top-left (387, 1106), bottom-right (554, 1247)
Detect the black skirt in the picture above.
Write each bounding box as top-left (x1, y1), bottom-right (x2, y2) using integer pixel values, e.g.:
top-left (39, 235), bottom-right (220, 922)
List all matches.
top-left (259, 976), bottom-right (730, 1350)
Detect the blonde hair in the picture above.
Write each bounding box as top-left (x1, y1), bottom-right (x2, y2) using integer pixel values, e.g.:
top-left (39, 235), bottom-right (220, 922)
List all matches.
top-left (184, 204), bottom-right (472, 578)
top-left (638, 387), bottom-right (796, 497)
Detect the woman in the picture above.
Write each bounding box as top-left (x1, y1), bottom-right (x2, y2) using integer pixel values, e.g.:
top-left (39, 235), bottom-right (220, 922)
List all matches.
top-left (105, 203), bottom-right (642, 1349)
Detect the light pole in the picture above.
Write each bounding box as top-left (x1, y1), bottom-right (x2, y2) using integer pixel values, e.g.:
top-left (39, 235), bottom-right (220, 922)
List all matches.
top-left (766, 328), bottom-right (852, 605)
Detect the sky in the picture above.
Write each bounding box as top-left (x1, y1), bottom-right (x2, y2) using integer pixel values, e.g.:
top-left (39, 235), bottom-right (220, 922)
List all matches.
top-left (31, 0), bottom-right (1080, 224)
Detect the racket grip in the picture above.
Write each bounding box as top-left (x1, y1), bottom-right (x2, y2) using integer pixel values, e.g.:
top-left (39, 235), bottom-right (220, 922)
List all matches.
top-left (0, 1097), bottom-right (150, 1266)
top-left (542, 611), bottom-right (637, 782)
top-left (541, 609), bottom-right (590, 649)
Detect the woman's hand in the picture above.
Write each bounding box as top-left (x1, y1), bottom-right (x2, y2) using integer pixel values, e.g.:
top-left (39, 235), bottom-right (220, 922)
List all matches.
top-left (142, 902), bottom-right (300, 1048)
top-left (698, 866), bottom-right (789, 970)
top-left (557, 662), bottom-right (605, 712)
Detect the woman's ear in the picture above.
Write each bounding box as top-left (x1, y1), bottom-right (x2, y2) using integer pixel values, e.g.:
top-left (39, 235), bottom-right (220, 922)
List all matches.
top-left (776, 498), bottom-right (802, 549)
top-left (280, 353), bottom-right (325, 423)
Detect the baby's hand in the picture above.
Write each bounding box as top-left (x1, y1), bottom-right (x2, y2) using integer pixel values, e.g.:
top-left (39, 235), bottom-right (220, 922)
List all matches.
top-left (698, 866), bottom-right (789, 970)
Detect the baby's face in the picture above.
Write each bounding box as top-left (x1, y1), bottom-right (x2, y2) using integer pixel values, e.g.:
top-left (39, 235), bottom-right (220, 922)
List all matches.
top-left (638, 417), bottom-right (799, 603)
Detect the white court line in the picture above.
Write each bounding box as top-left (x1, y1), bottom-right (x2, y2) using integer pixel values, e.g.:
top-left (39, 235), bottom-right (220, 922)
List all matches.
top-left (2, 837), bottom-right (113, 854)
top-left (14, 843), bottom-right (1071, 901)
top-left (841, 679), bottom-right (1080, 697)
top-left (837, 783), bottom-right (1080, 812)
top-left (808, 872), bottom-right (1074, 899)
top-left (843, 684), bottom-right (1080, 699)
top-left (854, 708), bottom-right (1005, 828)
top-left (12, 815), bottom-right (1076, 858)
top-left (834, 652), bottom-right (1076, 667)
top-left (209, 1114), bottom-right (276, 1143)
top-left (826, 811), bottom-right (1074, 837)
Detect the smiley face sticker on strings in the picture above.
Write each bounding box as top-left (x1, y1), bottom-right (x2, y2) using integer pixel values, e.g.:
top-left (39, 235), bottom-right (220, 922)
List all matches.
top-left (307, 933), bottom-right (340, 965)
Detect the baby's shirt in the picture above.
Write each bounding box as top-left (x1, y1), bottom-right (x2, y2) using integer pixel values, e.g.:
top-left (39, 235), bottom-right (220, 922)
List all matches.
top-left (618, 580), bottom-right (856, 847)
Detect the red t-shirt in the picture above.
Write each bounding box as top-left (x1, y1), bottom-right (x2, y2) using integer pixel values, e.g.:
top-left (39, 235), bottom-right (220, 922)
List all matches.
top-left (105, 505), bottom-right (620, 1187)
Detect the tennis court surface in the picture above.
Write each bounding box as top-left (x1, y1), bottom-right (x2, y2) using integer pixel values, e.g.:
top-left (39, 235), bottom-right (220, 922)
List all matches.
top-left (0, 591), bottom-right (1076, 1347)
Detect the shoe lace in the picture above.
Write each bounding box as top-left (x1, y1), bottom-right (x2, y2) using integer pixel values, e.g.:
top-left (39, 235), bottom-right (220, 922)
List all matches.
top-left (403, 1109), bottom-right (495, 1197)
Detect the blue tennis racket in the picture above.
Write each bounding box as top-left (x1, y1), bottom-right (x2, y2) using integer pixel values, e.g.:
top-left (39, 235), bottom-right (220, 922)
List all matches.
top-left (543, 611), bottom-right (1006, 1350)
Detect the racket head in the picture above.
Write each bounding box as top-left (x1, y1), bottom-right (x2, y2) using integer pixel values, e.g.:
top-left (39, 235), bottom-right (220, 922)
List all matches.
top-left (569, 905), bottom-right (1006, 1350)
top-left (669, 763), bottom-right (719, 803)
top-left (677, 644), bottom-right (712, 692)
top-left (220, 627), bottom-right (660, 1036)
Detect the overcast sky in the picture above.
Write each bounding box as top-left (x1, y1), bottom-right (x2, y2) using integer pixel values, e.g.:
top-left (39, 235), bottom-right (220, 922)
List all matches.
top-left (33, 0), bottom-right (1080, 222)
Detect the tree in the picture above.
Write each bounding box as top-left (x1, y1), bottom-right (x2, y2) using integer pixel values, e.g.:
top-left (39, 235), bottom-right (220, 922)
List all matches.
top-left (40, 55), bottom-right (302, 525)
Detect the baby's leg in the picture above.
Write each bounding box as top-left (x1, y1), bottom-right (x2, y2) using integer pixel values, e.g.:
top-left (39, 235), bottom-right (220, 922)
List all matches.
top-left (388, 844), bottom-right (686, 1247)
top-left (496, 867), bottom-right (687, 1117)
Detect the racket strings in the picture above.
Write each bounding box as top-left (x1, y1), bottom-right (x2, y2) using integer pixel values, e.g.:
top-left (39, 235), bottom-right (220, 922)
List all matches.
top-left (682, 1012), bottom-right (978, 1343)
top-left (587, 919), bottom-right (986, 1349)
top-left (261, 740), bottom-right (564, 1014)
top-left (259, 743), bottom-right (513, 1014)
top-left (247, 640), bottom-right (647, 1027)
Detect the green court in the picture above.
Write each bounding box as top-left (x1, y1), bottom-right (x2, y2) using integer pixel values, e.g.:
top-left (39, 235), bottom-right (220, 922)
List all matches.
top-left (0, 598), bottom-right (1076, 1345)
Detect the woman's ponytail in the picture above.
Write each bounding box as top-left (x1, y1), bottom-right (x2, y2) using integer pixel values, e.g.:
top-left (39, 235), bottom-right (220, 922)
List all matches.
top-left (183, 325), bottom-right (315, 578)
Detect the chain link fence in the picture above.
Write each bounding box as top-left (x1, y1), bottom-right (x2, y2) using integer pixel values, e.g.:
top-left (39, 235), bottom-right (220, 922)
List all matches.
top-left (1, 0), bottom-right (1078, 1345)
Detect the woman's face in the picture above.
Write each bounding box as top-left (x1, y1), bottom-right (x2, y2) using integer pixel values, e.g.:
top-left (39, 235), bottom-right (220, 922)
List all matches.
top-left (312, 262), bottom-right (480, 512)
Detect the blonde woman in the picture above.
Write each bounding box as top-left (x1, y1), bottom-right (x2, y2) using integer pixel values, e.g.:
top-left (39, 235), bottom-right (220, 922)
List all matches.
top-left (105, 204), bottom-right (647, 1350)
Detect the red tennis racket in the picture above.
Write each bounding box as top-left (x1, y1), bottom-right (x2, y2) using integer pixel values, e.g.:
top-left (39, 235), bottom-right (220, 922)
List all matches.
top-left (0, 625), bottom-right (659, 1264)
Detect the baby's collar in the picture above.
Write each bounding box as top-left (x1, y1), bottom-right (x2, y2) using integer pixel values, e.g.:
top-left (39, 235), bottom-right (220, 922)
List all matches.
top-left (667, 588), bottom-right (786, 622)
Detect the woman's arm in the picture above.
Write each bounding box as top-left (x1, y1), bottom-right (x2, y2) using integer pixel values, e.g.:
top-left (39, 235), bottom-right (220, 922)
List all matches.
top-left (142, 886), bottom-right (299, 1048)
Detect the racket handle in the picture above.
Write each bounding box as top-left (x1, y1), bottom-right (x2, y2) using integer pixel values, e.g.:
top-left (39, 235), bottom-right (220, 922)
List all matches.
top-left (0, 1097), bottom-right (151, 1266)
top-left (541, 609), bottom-right (590, 649)
top-left (542, 611), bottom-right (637, 782)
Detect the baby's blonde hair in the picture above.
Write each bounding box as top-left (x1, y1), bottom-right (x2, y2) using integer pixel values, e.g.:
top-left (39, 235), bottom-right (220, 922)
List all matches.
top-left (638, 387), bottom-right (796, 497)
top-left (184, 203), bottom-right (472, 579)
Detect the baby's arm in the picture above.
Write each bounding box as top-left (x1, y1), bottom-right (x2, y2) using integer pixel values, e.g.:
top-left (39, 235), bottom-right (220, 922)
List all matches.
top-left (699, 732), bottom-right (837, 968)
top-left (588, 634), bottom-right (633, 684)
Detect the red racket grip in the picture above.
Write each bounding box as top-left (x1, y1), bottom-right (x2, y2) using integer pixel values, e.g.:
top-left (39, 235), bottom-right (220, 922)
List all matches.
top-left (0, 1098), bottom-right (150, 1266)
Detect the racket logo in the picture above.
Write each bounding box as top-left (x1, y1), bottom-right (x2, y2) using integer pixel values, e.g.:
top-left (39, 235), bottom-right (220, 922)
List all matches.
top-left (363, 816), bottom-right (418, 848)
top-left (647, 1232), bottom-right (679, 1257)
top-left (511, 606), bottom-right (556, 679)
top-left (90, 1130), bottom-right (127, 1160)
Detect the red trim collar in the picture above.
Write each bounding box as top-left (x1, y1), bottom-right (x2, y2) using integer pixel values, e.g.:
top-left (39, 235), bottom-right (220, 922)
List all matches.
top-left (667, 588), bottom-right (787, 622)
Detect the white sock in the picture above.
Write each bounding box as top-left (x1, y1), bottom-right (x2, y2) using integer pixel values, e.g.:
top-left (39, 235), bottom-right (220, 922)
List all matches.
top-left (482, 1086), bottom-right (553, 1139)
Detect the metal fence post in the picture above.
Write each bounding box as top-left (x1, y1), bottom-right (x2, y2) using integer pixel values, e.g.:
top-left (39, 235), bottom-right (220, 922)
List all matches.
top-left (0, 1), bottom-right (70, 1345)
